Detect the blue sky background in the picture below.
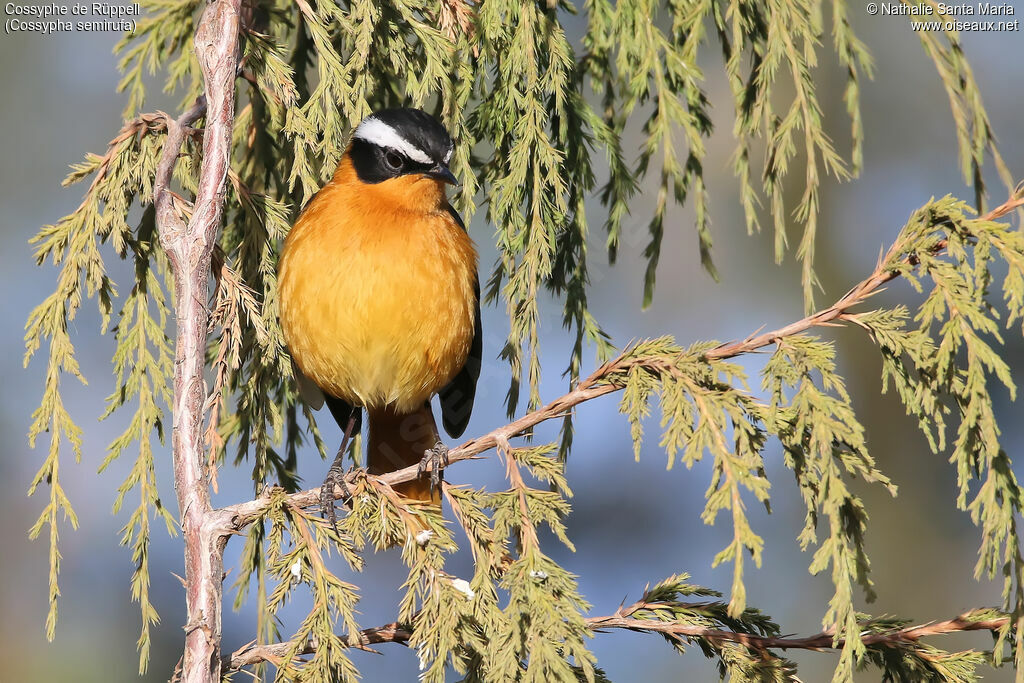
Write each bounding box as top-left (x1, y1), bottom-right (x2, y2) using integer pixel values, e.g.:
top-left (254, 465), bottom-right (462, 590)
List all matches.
top-left (2, 4), bottom-right (1023, 681)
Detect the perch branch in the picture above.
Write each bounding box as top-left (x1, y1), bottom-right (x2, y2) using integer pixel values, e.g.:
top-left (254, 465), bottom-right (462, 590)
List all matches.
top-left (220, 192), bottom-right (1024, 531)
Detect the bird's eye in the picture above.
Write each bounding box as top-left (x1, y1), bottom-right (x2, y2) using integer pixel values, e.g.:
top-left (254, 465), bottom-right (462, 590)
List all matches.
top-left (384, 150), bottom-right (404, 171)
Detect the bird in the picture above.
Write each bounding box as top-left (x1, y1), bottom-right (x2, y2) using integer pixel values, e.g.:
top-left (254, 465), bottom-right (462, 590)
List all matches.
top-left (277, 107), bottom-right (481, 531)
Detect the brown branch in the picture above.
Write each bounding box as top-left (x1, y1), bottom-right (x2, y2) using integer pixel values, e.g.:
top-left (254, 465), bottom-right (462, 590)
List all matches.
top-left (585, 612), bottom-right (1009, 653)
top-left (589, 597), bottom-right (1010, 652)
top-left (220, 192), bottom-right (1024, 532)
top-left (154, 0), bottom-right (242, 681)
top-left (153, 99), bottom-right (207, 235)
top-left (225, 608), bottom-right (1009, 671)
top-left (62, 111), bottom-right (171, 218)
top-left (226, 623), bottom-right (412, 670)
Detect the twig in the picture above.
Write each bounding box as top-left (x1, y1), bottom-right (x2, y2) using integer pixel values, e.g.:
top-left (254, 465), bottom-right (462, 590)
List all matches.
top-left (589, 598), bottom-right (1010, 651)
top-left (226, 623), bottom-right (412, 670)
top-left (585, 612), bottom-right (1009, 652)
top-left (153, 99), bottom-right (207, 235)
top-left (437, 0), bottom-right (475, 44)
top-left (70, 113), bottom-right (170, 215)
top-left (224, 608), bottom-right (1009, 671)
top-left (154, 0), bottom-right (242, 680)
top-left (498, 438), bottom-right (541, 551)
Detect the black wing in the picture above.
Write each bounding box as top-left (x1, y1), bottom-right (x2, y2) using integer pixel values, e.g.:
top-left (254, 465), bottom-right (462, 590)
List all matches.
top-left (324, 394), bottom-right (362, 434)
top-left (439, 204), bottom-right (481, 438)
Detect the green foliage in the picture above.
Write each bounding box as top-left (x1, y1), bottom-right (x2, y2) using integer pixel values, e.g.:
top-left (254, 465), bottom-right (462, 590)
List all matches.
top-left (852, 196), bottom-right (1024, 664)
top-left (98, 221), bottom-right (178, 671)
top-left (24, 115), bottom-right (179, 668)
top-left (607, 333), bottom-right (896, 677)
top-left (116, 0), bottom-right (204, 115)
top-left (857, 616), bottom-right (989, 683)
top-left (24, 0), bottom-right (1024, 681)
top-left (607, 0), bottom-right (717, 305)
top-left (477, 0), bottom-right (614, 417)
top-left (608, 573), bottom-right (798, 678)
top-left (766, 335), bottom-right (894, 673)
top-left (910, 1), bottom-right (1014, 213)
top-left (613, 339), bottom-right (772, 615)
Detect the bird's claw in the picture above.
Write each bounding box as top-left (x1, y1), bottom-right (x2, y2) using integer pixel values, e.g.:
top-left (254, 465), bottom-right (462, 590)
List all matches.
top-left (320, 464), bottom-right (360, 535)
top-left (419, 441), bottom-right (449, 491)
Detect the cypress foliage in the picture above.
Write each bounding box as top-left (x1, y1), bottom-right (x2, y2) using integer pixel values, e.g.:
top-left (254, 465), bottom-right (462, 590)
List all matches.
top-left (24, 1), bottom-right (1024, 680)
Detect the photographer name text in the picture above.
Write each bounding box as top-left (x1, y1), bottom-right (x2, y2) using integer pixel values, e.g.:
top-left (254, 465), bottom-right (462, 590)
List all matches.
top-left (865, 2), bottom-right (1019, 30)
top-left (877, 2), bottom-right (1014, 14)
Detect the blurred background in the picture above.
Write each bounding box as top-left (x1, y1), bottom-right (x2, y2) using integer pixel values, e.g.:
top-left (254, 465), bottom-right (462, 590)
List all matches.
top-left (2, 3), bottom-right (1023, 681)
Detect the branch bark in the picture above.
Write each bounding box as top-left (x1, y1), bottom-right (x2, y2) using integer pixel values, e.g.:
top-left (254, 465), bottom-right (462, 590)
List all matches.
top-left (226, 623), bottom-right (412, 670)
top-left (585, 612), bottom-right (1010, 652)
top-left (224, 608), bottom-right (1010, 671)
top-left (154, 0), bottom-right (242, 681)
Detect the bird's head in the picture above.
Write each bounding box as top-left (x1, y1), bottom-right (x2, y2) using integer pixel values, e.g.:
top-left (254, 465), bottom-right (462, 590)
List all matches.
top-left (344, 108), bottom-right (457, 212)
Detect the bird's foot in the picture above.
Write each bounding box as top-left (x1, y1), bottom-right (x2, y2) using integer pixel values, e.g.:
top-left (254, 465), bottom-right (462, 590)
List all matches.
top-left (320, 464), bottom-right (361, 535)
top-left (418, 441), bottom-right (450, 491)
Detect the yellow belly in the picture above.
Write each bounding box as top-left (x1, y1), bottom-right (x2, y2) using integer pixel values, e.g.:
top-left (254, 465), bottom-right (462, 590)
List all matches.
top-left (278, 182), bottom-right (477, 413)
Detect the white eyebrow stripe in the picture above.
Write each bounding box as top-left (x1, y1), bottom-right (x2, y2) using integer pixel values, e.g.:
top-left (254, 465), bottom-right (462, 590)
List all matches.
top-left (353, 118), bottom-right (433, 165)
top-left (443, 144), bottom-right (453, 164)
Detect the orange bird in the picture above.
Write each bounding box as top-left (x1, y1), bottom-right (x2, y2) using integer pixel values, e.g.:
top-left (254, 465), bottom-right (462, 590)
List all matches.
top-left (278, 108), bottom-right (481, 527)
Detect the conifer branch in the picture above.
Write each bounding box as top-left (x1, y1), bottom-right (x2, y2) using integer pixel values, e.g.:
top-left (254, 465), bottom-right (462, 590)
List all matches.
top-left (222, 192), bottom-right (1024, 531)
top-left (222, 376), bottom-right (620, 528)
top-left (437, 0), bottom-right (474, 44)
top-left (226, 623), bottom-right (411, 670)
top-left (224, 607), bottom-right (1011, 671)
top-left (585, 609), bottom-right (1009, 653)
top-left (704, 191), bottom-right (1024, 362)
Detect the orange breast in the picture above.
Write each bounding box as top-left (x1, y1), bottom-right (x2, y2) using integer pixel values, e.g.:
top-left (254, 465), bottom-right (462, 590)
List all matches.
top-left (278, 160), bottom-right (477, 413)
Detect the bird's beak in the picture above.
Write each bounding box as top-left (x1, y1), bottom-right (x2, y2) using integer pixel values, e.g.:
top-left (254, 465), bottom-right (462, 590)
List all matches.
top-left (425, 164), bottom-right (459, 186)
